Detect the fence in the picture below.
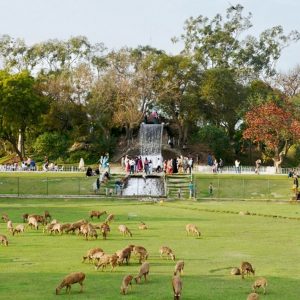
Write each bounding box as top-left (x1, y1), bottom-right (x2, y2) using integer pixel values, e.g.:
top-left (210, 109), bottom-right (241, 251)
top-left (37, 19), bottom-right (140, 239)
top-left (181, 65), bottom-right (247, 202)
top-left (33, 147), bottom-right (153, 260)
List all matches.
top-left (194, 177), bottom-right (293, 201)
top-left (195, 165), bottom-right (295, 175)
top-left (0, 175), bottom-right (294, 201)
top-left (1, 164), bottom-right (296, 175)
top-left (0, 177), bottom-right (98, 196)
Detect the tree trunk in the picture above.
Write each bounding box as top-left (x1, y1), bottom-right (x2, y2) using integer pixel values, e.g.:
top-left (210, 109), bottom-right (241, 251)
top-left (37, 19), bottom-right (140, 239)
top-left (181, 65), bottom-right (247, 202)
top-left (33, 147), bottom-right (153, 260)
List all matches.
top-left (125, 125), bottom-right (133, 146)
top-left (183, 124), bottom-right (189, 145)
top-left (272, 150), bottom-right (284, 174)
top-left (7, 136), bottom-right (23, 161)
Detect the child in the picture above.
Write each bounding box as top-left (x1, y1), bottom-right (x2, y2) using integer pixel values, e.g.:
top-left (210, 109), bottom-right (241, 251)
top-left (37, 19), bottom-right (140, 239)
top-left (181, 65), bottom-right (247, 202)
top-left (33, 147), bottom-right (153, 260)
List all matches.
top-left (209, 183), bottom-right (213, 196)
top-left (177, 188), bottom-right (182, 199)
top-left (188, 181), bottom-right (194, 199)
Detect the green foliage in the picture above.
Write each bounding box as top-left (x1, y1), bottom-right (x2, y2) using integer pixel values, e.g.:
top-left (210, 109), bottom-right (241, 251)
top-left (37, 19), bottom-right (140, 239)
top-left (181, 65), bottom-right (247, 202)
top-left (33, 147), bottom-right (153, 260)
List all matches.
top-left (152, 53), bottom-right (202, 144)
top-left (0, 70), bottom-right (49, 159)
top-left (285, 144), bottom-right (300, 167)
top-left (33, 132), bottom-right (69, 161)
top-left (66, 150), bottom-right (98, 165)
top-left (180, 5), bottom-right (300, 77)
top-left (200, 68), bottom-right (246, 140)
top-left (195, 125), bottom-right (231, 160)
top-left (0, 6), bottom-right (299, 163)
top-left (88, 132), bottom-right (117, 158)
top-left (245, 80), bottom-right (285, 111)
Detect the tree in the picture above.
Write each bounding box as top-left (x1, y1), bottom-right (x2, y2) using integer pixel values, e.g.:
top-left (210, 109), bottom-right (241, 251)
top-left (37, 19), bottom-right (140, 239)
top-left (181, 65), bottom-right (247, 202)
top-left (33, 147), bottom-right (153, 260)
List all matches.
top-left (243, 102), bottom-right (300, 170)
top-left (0, 35), bottom-right (104, 75)
top-left (178, 5), bottom-right (300, 78)
top-left (0, 35), bottom-right (39, 72)
top-left (200, 68), bottom-right (246, 141)
top-left (0, 71), bottom-right (48, 160)
top-left (152, 53), bottom-right (201, 145)
top-left (273, 65), bottom-right (300, 97)
top-left (36, 70), bottom-right (89, 138)
top-left (103, 47), bottom-right (158, 140)
top-left (86, 72), bottom-right (118, 153)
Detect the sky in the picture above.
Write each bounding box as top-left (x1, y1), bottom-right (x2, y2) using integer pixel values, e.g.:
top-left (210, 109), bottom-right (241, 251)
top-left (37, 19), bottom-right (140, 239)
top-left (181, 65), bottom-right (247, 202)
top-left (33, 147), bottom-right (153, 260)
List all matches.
top-left (0, 0), bottom-right (299, 72)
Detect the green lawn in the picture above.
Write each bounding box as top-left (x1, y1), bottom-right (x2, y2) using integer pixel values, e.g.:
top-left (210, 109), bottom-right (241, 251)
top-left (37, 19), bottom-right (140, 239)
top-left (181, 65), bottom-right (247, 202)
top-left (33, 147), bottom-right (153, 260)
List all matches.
top-left (0, 172), bottom-right (294, 201)
top-left (0, 198), bottom-right (300, 300)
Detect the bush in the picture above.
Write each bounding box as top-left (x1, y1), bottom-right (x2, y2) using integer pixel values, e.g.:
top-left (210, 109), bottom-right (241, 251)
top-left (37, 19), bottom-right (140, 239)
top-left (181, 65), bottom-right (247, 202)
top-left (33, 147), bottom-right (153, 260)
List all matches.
top-left (65, 150), bottom-right (98, 164)
top-left (284, 144), bottom-right (300, 167)
top-left (33, 132), bottom-right (70, 161)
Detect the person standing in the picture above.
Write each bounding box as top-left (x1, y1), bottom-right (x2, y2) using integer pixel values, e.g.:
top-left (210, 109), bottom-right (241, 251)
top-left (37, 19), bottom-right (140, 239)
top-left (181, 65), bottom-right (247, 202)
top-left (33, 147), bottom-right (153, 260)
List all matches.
top-left (79, 157), bottom-right (85, 171)
top-left (255, 159), bottom-right (261, 174)
top-left (188, 181), bottom-right (194, 199)
top-left (207, 154), bottom-right (213, 166)
top-left (172, 158), bottom-right (178, 174)
top-left (144, 157), bottom-right (149, 174)
top-left (209, 183), bottom-right (213, 196)
top-left (218, 158), bottom-right (223, 173)
top-left (293, 174), bottom-right (299, 198)
top-left (129, 158), bottom-right (135, 174)
top-left (188, 157), bottom-right (193, 174)
top-left (148, 160), bottom-right (153, 174)
top-left (235, 159), bottom-right (241, 173)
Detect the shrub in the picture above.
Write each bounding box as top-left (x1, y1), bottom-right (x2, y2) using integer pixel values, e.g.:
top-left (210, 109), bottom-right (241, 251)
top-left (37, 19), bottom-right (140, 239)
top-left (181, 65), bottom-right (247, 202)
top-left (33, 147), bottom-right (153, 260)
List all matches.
top-left (33, 132), bottom-right (70, 161)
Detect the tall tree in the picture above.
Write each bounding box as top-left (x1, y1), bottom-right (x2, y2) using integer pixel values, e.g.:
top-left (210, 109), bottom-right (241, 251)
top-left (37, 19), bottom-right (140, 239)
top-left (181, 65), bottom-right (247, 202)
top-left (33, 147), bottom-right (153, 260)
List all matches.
top-left (178, 4), bottom-right (300, 78)
top-left (0, 35), bottom-right (104, 74)
top-left (152, 53), bottom-right (201, 145)
top-left (104, 47), bottom-right (158, 140)
top-left (36, 69), bottom-right (90, 137)
top-left (0, 71), bottom-right (48, 160)
top-left (86, 72), bottom-right (117, 152)
top-left (200, 68), bottom-right (246, 141)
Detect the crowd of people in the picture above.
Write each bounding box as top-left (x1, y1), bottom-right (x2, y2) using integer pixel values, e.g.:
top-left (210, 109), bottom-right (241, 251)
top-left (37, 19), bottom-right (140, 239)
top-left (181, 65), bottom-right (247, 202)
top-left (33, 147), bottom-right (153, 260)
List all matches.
top-left (207, 154), bottom-right (224, 173)
top-left (0, 157), bottom-right (36, 171)
top-left (120, 155), bottom-right (194, 175)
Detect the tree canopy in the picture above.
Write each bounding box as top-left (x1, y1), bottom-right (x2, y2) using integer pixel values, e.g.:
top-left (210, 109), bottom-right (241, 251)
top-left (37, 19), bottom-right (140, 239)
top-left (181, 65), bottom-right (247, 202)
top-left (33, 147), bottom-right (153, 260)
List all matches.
top-left (0, 4), bottom-right (300, 166)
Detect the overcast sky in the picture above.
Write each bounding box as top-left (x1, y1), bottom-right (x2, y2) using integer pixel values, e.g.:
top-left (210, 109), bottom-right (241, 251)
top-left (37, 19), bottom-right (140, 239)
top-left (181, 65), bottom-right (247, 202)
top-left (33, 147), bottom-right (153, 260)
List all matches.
top-left (0, 0), bottom-right (299, 71)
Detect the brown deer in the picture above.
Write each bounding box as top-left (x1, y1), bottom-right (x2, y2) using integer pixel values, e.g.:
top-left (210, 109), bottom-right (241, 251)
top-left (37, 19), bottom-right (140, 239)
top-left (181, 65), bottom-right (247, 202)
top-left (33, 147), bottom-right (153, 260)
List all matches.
top-left (89, 210), bottom-right (107, 220)
top-left (55, 272), bottom-right (85, 295)
top-left (134, 262), bottom-right (150, 283)
top-left (252, 277), bottom-right (267, 294)
top-left (120, 275), bottom-right (133, 295)
top-left (172, 276), bottom-right (183, 300)
top-left (240, 261), bottom-right (255, 279)
top-left (159, 246), bottom-right (175, 261)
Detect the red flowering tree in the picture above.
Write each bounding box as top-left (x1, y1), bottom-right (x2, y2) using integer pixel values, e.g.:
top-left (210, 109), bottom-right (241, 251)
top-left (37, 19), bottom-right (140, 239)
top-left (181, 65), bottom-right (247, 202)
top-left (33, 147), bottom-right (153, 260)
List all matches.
top-left (243, 102), bottom-right (300, 170)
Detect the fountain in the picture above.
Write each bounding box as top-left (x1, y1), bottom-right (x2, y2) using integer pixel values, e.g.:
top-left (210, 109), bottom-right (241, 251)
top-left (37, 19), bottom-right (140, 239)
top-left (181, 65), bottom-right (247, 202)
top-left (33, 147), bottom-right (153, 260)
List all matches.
top-left (122, 123), bottom-right (165, 197)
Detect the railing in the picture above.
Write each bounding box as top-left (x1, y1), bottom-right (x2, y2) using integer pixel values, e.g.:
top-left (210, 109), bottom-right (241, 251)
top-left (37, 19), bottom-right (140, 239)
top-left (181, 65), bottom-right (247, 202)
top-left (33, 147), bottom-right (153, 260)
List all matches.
top-left (195, 165), bottom-right (295, 175)
top-left (194, 177), bottom-right (293, 201)
top-left (0, 163), bottom-right (297, 175)
top-left (0, 175), bottom-right (166, 198)
top-left (0, 165), bottom-right (85, 172)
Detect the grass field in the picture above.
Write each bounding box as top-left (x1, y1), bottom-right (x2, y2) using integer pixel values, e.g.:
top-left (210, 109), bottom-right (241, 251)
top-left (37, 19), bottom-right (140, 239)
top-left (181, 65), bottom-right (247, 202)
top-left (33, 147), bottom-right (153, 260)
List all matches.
top-left (0, 197), bottom-right (300, 300)
top-left (0, 172), bottom-right (294, 201)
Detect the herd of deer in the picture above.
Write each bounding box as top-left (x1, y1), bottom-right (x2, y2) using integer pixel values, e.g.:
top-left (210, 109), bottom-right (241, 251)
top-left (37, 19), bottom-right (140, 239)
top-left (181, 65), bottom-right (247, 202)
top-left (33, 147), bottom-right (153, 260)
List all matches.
top-left (1, 210), bottom-right (268, 299)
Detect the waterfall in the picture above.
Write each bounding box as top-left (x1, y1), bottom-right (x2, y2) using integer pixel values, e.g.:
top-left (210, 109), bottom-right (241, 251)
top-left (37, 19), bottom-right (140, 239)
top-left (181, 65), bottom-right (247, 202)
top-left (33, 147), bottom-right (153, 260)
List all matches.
top-left (122, 175), bottom-right (165, 196)
top-left (139, 123), bottom-right (163, 168)
top-left (122, 122), bottom-right (165, 196)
